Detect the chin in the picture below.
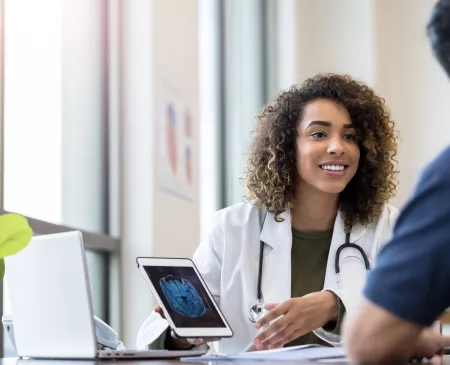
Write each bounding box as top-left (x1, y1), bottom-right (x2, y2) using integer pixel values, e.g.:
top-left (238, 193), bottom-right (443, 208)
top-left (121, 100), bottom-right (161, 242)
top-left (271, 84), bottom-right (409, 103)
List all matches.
top-left (317, 184), bottom-right (347, 195)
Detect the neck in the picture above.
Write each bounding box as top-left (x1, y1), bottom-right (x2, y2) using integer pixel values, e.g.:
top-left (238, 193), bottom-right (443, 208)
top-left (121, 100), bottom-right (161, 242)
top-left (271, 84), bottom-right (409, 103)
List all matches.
top-left (290, 184), bottom-right (339, 232)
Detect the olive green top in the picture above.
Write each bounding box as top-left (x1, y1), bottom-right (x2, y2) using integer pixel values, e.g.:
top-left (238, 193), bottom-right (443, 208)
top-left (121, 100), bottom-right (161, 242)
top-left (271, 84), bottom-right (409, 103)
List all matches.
top-left (286, 228), bottom-right (345, 347)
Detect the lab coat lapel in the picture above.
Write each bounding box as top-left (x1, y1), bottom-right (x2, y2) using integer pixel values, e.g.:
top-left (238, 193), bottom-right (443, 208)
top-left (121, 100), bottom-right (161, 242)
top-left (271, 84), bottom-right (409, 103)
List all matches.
top-left (255, 210), bottom-right (292, 305)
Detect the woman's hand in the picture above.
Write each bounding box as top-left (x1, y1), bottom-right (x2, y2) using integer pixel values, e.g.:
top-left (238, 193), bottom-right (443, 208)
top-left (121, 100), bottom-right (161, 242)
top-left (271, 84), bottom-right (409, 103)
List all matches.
top-left (155, 307), bottom-right (220, 349)
top-left (252, 291), bottom-right (338, 350)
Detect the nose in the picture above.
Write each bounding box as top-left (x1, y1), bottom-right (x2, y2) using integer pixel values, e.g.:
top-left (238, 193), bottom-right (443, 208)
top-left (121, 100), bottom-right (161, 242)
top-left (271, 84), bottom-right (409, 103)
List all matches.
top-left (327, 137), bottom-right (345, 155)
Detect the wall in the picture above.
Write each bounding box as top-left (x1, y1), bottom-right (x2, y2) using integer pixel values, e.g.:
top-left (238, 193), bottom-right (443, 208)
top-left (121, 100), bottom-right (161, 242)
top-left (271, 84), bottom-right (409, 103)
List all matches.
top-left (295, 0), bottom-right (374, 86)
top-left (291, 0), bottom-right (450, 209)
top-left (120, 0), bottom-right (199, 348)
top-left (373, 0), bottom-right (450, 206)
top-left (152, 0), bottom-right (200, 259)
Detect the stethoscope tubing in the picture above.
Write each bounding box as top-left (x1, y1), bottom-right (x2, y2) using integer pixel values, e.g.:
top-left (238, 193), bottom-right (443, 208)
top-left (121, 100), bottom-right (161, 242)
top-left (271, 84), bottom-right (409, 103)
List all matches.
top-left (255, 214), bottom-right (371, 303)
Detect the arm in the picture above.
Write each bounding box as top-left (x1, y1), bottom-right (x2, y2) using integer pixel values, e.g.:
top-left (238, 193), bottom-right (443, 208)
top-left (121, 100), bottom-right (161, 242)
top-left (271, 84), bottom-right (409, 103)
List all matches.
top-left (192, 210), bottom-right (224, 304)
top-left (344, 150), bottom-right (450, 362)
top-left (253, 291), bottom-right (339, 349)
top-left (136, 310), bottom-right (171, 350)
top-left (345, 297), bottom-right (450, 362)
top-left (345, 298), bottom-right (424, 362)
top-left (313, 294), bottom-right (345, 345)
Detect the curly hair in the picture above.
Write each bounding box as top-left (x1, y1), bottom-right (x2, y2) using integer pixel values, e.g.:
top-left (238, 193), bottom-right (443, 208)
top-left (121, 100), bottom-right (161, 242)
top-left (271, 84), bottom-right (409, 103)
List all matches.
top-left (244, 73), bottom-right (398, 231)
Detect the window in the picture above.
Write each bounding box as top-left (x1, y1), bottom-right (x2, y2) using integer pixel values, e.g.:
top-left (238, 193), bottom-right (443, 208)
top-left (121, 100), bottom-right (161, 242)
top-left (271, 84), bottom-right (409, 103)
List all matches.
top-left (220, 0), bottom-right (270, 206)
top-left (0, 0), bottom-right (120, 356)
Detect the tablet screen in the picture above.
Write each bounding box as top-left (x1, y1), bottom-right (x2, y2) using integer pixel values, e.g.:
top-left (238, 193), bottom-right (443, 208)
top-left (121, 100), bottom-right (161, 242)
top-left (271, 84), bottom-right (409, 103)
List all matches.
top-left (143, 266), bottom-right (226, 328)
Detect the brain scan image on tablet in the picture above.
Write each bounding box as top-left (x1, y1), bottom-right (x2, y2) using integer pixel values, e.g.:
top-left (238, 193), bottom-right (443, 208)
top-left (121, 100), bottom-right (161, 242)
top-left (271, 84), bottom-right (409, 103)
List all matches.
top-left (160, 275), bottom-right (207, 317)
top-left (137, 257), bottom-right (234, 338)
top-left (143, 265), bottom-right (226, 328)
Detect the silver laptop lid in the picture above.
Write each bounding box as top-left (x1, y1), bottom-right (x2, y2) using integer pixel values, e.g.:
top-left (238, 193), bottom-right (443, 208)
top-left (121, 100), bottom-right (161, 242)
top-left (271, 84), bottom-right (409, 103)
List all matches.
top-left (5, 231), bottom-right (97, 359)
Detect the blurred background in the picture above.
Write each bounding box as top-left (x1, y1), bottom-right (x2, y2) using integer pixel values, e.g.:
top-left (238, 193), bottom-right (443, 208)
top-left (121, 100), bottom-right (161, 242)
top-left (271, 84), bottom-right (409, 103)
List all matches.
top-left (0, 0), bottom-right (449, 356)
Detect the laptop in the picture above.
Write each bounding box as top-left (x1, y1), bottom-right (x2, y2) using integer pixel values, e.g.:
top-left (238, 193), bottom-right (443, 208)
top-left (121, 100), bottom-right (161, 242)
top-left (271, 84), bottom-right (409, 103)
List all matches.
top-left (4, 231), bottom-right (206, 359)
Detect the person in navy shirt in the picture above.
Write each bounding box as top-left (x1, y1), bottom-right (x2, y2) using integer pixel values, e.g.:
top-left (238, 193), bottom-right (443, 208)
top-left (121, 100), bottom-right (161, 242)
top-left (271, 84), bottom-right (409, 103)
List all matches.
top-left (345, 0), bottom-right (450, 362)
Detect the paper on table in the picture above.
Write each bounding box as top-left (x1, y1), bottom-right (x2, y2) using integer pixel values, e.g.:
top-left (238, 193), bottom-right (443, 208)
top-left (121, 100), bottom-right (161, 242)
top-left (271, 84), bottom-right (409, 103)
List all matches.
top-left (180, 345), bottom-right (347, 362)
top-left (242, 344), bottom-right (319, 354)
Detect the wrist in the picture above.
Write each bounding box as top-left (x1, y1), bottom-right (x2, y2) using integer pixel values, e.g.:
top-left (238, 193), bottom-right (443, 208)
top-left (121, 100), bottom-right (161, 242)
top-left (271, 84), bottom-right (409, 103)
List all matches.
top-left (164, 329), bottom-right (193, 350)
top-left (321, 291), bottom-right (339, 321)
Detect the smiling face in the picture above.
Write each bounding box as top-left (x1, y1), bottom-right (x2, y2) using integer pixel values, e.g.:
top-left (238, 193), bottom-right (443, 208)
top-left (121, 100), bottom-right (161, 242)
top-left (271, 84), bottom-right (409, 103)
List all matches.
top-left (296, 98), bottom-right (360, 195)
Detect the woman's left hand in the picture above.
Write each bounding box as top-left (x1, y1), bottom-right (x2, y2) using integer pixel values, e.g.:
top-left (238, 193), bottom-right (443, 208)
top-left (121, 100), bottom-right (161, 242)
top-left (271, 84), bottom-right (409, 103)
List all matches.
top-left (252, 291), bottom-right (338, 350)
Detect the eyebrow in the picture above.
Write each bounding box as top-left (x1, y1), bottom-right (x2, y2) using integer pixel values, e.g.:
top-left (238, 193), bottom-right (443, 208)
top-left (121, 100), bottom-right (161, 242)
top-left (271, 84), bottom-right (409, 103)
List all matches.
top-left (306, 120), bottom-right (354, 129)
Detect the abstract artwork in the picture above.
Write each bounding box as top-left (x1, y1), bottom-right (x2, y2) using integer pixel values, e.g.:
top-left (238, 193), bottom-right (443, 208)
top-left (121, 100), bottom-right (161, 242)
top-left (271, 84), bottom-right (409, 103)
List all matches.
top-left (156, 79), bottom-right (196, 202)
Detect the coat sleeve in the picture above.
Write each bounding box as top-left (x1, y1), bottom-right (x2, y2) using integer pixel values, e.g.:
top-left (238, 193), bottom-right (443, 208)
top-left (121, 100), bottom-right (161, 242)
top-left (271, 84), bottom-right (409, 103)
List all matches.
top-left (192, 210), bottom-right (224, 305)
top-left (135, 212), bottom-right (224, 350)
top-left (313, 205), bottom-right (399, 346)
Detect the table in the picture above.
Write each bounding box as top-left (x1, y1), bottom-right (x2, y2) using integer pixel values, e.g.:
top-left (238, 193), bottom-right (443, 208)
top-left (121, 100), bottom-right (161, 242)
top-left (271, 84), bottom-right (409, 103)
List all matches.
top-left (0, 356), bottom-right (449, 365)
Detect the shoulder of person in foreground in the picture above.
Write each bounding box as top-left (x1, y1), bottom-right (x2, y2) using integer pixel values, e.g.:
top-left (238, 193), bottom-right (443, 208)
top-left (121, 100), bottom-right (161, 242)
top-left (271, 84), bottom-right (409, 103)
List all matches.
top-left (343, 146), bottom-right (450, 362)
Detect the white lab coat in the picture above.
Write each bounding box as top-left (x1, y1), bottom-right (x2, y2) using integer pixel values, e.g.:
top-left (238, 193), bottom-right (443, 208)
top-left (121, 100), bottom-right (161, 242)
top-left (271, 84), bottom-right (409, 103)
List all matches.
top-left (136, 202), bottom-right (398, 354)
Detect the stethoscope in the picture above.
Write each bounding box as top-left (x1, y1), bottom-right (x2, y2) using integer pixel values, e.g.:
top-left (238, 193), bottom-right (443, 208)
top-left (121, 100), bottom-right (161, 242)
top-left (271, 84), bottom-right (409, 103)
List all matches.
top-left (248, 215), bottom-right (371, 323)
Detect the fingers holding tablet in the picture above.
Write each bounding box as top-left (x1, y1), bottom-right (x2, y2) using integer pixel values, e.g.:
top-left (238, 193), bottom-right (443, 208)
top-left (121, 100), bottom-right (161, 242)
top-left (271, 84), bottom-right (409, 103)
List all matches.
top-left (154, 306), bottom-right (221, 350)
top-left (155, 306), bottom-right (166, 319)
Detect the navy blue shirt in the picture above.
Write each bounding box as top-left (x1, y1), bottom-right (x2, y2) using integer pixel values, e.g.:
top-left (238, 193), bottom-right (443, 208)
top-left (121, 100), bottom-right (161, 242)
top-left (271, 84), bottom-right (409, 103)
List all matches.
top-left (364, 146), bottom-right (450, 326)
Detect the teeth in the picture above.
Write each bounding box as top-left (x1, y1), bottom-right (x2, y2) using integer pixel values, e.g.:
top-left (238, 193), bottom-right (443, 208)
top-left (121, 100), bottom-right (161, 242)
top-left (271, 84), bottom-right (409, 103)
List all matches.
top-left (321, 165), bottom-right (345, 171)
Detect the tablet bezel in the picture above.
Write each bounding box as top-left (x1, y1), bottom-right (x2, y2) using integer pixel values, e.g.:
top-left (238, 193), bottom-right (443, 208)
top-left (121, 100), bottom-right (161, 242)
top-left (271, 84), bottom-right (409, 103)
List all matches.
top-left (136, 257), bottom-right (233, 339)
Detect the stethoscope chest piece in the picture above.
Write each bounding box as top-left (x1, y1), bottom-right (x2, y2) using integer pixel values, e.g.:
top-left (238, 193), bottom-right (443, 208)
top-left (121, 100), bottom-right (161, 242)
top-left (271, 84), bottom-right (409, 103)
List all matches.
top-left (248, 300), bottom-right (265, 323)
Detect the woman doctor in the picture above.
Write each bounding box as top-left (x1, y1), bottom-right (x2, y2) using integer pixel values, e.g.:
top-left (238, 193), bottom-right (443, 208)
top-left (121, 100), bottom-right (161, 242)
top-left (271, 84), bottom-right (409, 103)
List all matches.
top-left (137, 73), bottom-right (399, 353)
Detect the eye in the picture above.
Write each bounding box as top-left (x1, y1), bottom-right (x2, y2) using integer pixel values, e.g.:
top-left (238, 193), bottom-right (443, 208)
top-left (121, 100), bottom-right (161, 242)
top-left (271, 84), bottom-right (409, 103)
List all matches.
top-left (311, 131), bottom-right (326, 139)
top-left (343, 134), bottom-right (357, 140)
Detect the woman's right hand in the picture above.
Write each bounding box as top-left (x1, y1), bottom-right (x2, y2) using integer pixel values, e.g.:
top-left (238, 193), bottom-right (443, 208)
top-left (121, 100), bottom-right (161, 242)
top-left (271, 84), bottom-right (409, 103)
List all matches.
top-left (155, 307), bottom-right (218, 349)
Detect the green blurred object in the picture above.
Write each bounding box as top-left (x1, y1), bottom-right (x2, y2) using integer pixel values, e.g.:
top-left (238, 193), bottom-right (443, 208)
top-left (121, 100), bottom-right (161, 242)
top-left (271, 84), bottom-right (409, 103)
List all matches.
top-left (0, 213), bottom-right (33, 278)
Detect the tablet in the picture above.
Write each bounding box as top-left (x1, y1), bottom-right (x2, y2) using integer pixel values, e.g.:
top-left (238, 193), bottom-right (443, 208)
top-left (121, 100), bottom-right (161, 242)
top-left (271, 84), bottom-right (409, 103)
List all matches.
top-left (136, 257), bottom-right (233, 339)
